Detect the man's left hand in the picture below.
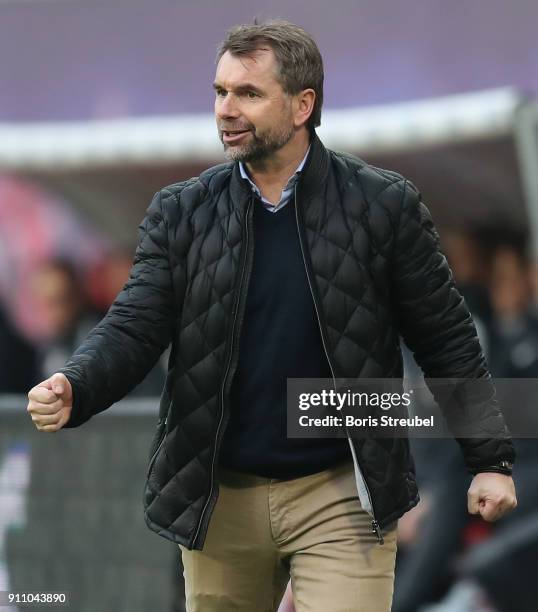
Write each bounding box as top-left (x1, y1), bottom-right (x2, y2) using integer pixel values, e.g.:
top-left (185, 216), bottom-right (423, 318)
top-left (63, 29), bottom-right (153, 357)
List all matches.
top-left (467, 472), bottom-right (517, 522)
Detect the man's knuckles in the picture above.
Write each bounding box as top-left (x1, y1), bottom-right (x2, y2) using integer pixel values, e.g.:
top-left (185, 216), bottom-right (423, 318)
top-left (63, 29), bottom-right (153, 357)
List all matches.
top-left (28, 399), bottom-right (63, 415)
top-left (33, 413), bottom-right (65, 431)
top-left (32, 411), bottom-right (62, 425)
top-left (482, 497), bottom-right (517, 521)
top-left (29, 386), bottom-right (57, 404)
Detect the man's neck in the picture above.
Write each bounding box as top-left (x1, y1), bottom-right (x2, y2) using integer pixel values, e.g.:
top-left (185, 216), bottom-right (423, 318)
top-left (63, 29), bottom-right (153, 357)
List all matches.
top-left (245, 130), bottom-right (311, 205)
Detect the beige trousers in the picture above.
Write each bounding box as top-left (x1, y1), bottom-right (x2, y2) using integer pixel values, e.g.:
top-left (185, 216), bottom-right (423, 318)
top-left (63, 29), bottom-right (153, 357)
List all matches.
top-left (179, 460), bottom-right (398, 612)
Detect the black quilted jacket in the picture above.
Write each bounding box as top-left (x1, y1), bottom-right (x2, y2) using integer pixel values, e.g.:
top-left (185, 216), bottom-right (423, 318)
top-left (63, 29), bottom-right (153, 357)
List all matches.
top-left (60, 133), bottom-right (515, 549)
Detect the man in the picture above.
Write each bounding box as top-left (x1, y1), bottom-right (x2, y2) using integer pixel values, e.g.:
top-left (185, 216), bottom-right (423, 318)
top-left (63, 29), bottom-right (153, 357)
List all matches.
top-left (27, 20), bottom-right (517, 612)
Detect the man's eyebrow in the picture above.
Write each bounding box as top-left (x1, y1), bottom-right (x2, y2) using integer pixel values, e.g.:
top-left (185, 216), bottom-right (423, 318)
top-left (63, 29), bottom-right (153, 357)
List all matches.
top-left (213, 82), bottom-right (264, 94)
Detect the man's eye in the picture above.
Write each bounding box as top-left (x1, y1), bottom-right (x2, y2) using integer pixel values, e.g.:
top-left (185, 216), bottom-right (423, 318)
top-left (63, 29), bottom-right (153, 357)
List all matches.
top-left (215, 89), bottom-right (226, 97)
top-left (247, 91), bottom-right (259, 99)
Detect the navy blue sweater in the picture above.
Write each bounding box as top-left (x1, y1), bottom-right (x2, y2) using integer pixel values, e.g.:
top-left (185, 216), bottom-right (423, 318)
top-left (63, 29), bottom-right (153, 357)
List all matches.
top-left (218, 197), bottom-right (350, 479)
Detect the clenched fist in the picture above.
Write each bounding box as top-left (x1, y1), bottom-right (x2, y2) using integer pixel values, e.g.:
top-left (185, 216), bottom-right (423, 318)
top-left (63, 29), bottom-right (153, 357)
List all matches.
top-left (27, 373), bottom-right (73, 432)
top-left (468, 472), bottom-right (517, 522)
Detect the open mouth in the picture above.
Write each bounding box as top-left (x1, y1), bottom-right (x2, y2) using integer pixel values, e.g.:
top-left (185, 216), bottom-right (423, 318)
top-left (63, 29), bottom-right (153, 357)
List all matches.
top-left (222, 130), bottom-right (251, 144)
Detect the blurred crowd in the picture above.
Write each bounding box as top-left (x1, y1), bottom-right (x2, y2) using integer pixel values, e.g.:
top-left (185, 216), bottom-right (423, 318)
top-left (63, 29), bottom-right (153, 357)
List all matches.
top-left (0, 251), bottom-right (166, 397)
top-left (1, 220), bottom-right (537, 612)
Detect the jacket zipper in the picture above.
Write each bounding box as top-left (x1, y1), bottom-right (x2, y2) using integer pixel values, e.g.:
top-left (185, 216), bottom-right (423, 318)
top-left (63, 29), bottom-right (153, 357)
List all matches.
top-left (293, 185), bottom-right (384, 545)
top-left (191, 196), bottom-right (254, 549)
top-left (146, 418), bottom-right (167, 478)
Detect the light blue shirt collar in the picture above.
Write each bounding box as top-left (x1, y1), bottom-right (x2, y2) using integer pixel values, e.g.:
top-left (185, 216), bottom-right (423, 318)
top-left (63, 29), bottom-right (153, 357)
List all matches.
top-left (239, 145), bottom-right (311, 213)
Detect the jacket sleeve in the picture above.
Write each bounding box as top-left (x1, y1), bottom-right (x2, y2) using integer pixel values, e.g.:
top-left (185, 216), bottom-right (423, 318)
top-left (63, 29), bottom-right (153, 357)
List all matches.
top-left (59, 189), bottom-right (175, 427)
top-left (391, 179), bottom-right (515, 473)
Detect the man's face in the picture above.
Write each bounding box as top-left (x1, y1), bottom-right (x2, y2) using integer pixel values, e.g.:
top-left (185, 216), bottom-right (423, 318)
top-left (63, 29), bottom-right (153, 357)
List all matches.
top-left (31, 267), bottom-right (81, 339)
top-left (214, 48), bottom-right (295, 163)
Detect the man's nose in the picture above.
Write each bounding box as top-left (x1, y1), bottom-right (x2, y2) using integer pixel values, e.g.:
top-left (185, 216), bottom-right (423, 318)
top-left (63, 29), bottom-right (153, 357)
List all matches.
top-left (216, 94), bottom-right (240, 119)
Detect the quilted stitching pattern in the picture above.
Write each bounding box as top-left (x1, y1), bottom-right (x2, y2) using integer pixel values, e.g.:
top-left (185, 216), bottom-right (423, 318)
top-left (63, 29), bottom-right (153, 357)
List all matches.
top-left (59, 135), bottom-right (515, 547)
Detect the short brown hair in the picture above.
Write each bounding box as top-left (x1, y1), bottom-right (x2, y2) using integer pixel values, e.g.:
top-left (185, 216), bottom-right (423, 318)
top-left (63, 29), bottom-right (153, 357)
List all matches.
top-left (216, 20), bottom-right (324, 131)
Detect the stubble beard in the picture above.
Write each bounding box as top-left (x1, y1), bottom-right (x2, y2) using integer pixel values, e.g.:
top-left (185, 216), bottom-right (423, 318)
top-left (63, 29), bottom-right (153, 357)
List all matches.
top-left (221, 123), bottom-right (295, 163)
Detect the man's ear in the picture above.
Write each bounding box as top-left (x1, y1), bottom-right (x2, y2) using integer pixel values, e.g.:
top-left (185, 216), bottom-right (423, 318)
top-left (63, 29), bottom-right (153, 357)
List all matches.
top-left (293, 89), bottom-right (315, 129)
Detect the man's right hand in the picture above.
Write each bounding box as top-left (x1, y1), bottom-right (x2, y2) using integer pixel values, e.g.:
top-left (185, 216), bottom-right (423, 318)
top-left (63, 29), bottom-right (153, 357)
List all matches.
top-left (27, 373), bottom-right (73, 432)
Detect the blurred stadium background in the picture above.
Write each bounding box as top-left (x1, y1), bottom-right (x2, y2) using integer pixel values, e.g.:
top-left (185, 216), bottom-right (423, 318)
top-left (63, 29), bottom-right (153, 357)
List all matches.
top-left (1, 1), bottom-right (538, 611)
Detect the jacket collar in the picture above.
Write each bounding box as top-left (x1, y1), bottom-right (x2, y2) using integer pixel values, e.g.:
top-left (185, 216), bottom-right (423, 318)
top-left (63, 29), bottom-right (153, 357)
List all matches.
top-left (297, 131), bottom-right (330, 201)
top-left (229, 130), bottom-right (330, 209)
